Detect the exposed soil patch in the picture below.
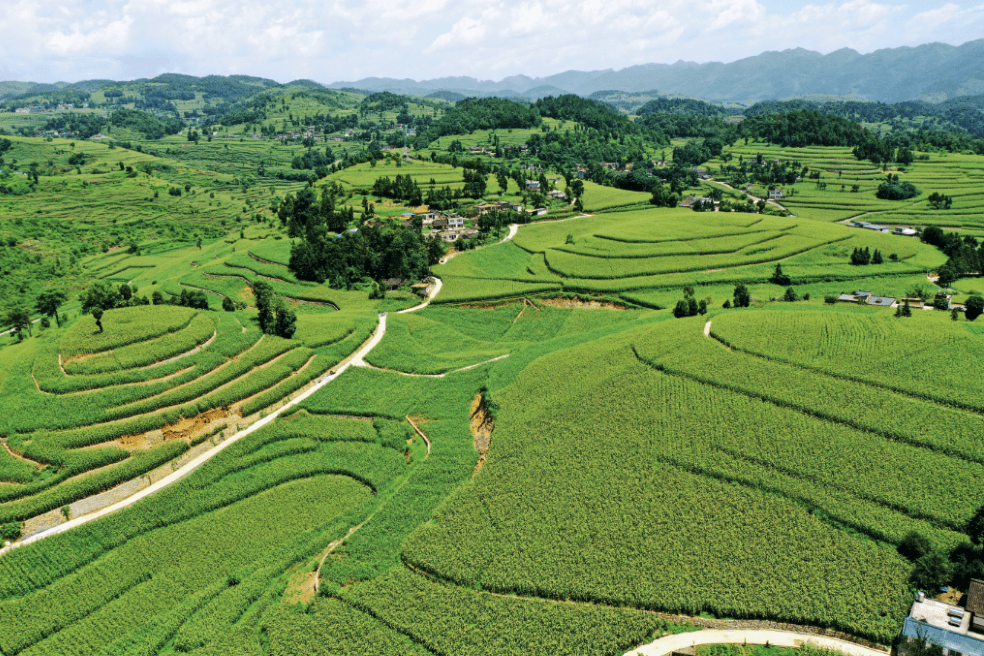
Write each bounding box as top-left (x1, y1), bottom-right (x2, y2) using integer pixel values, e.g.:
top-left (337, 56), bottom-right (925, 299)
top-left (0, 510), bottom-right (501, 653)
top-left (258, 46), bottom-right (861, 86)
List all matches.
top-left (117, 407), bottom-right (234, 450)
top-left (282, 565), bottom-right (318, 606)
top-left (470, 393), bottom-right (494, 476)
top-left (538, 296), bottom-right (626, 310)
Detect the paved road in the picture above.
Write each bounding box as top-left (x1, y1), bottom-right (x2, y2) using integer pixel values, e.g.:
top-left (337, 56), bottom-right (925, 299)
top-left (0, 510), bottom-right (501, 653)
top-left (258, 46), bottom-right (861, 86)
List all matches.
top-left (0, 317), bottom-right (43, 338)
top-left (625, 629), bottom-right (888, 656)
top-left (397, 277), bottom-right (443, 314)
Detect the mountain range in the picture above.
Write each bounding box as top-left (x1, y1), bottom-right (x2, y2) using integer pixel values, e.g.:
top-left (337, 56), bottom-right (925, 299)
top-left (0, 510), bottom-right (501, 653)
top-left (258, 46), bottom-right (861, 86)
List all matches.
top-left (324, 39), bottom-right (984, 105)
top-left (3, 39), bottom-right (984, 106)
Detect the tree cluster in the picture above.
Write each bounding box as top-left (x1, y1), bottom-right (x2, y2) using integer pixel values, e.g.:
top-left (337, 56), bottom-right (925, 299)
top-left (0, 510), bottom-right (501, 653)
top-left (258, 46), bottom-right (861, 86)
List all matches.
top-left (850, 247), bottom-right (883, 265)
top-left (875, 174), bottom-right (919, 200)
top-left (289, 223), bottom-right (443, 288)
top-left (673, 286), bottom-right (707, 318)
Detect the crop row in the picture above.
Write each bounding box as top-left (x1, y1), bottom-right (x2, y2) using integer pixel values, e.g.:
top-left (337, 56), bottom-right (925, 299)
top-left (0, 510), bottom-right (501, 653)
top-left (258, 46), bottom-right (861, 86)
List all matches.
top-left (401, 321), bottom-right (912, 643)
top-left (340, 567), bottom-right (672, 656)
top-left (711, 309), bottom-right (984, 413)
top-left (0, 421), bottom-right (407, 599)
top-left (0, 475), bottom-right (372, 656)
top-left (62, 312), bottom-right (216, 375)
top-left (632, 321), bottom-right (984, 531)
top-left (59, 306), bottom-right (199, 357)
top-left (556, 230), bottom-right (784, 259)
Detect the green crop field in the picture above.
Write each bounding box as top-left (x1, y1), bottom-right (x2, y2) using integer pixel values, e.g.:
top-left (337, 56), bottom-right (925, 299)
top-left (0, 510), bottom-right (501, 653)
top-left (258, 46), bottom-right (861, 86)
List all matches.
top-left (5, 87), bottom-right (984, 656)
top-left (435, 207), bottom-right (946, 306)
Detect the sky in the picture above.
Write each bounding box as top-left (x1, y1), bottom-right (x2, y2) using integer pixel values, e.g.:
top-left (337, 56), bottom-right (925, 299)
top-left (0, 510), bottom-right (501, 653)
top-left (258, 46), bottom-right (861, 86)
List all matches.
top-left (1, 0), bottom-right (982, 84)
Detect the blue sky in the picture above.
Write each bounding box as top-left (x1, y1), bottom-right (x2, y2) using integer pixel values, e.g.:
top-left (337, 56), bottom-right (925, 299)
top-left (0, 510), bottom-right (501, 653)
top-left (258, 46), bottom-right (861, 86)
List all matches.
top-left (1, 0), bottom-right (982, 83)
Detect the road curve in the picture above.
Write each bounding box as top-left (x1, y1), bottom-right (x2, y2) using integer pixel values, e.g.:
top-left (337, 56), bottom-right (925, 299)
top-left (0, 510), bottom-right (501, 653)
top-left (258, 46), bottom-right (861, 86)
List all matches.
top-left (625, 629), bottom-right (888, 656)
top-left (0, 313), bottom-right (390, 557)
top-left (397, 278), bottom-right (443, 314)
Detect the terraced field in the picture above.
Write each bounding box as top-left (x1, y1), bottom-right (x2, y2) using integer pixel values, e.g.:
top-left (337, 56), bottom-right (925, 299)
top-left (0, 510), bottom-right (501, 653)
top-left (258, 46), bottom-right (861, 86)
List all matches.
top-left (720, 143), bottom-right (984, 231)
top-left (434, 208), bottom-right (946, 306)
top-left (4, 121), bottom-right (984, 656)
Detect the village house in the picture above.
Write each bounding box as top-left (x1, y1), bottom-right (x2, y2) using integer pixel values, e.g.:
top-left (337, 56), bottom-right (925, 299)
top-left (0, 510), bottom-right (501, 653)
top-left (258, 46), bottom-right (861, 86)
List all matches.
top-left (679, 196), bottom-right (713, 209)
top-left (526, 180), bottom-right (540, 191)
top-left (547, 190), bottom-right (568, 200)
top-left (899, 587), bottom-right (984, 656)
top-left (769, 187), bottom-right (785, 200)
top-left (527, 207), bottom-right (549, 217)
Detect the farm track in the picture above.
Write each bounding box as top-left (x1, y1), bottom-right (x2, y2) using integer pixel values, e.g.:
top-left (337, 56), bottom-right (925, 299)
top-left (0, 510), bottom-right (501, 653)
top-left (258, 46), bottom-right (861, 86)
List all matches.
top-left (0, 270), bottom-right (449, 553)
top-left (358, 354), bottom-right (511, 378)
top-left (311, 416), bottom-right (434, 594)
top-left (707, 180), bottom-right (790, 214)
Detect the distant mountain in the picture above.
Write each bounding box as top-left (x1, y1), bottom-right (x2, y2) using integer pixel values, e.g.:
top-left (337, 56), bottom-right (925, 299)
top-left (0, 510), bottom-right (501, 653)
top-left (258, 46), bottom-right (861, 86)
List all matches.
top-left (324, 39), bottom-right (984, 104)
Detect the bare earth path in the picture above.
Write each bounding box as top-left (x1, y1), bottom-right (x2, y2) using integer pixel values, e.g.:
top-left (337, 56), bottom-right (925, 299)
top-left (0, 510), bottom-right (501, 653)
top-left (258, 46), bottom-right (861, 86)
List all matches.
top-left (624, 629), bottom-right (888, 656)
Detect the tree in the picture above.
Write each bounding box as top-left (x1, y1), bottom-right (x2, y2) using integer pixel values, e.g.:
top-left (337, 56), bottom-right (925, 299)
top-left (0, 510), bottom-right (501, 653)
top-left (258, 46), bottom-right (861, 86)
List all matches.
top-left (965, 295), bottom-right (984, 321)
top-left (895, 299), bottom-right (912, 318)
top-left (937, 263), bottom-right (957, 288)
top-left (272, 300), bottom-right (296, 339)
top-left (783, 287), bottom-right (798, 302)
top-left (911, 549), bottom-right (952, 590)
top-left (252, 280), bottom-right (295, 338)
top-left (81, 280), bottom-right (121, 314)
top-left (152, 291), bottom-right (164, 305)
top-left (952, 308), bottom-right (960, 321)
top-left (496, 171), bottom-right (509, 194)
top-left (35, 290), bottom-right (67, 327)
top-left (92, 308), bottom-right (104, 333)
top-left (673, 300), bottom-right (690, 318)
top-left (5, 306), bottom-right (32, 341)
top-left (222, 296), bottom-right (235, 312)
top-left (733, 283), bottom-right (751, 308)
top-left (253, 281), bottom-right (276, 333)
top-left (871, 249), bottom-right (883, 264)
top-left (898, 531), bottom-right (932, 561)
top-left (769, 263), bottom-right (791, 286)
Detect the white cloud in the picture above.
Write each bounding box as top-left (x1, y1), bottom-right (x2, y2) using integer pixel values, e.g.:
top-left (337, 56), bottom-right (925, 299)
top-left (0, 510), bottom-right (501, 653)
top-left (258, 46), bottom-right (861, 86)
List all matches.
top-left (0, 0), bottom-right (979, 83)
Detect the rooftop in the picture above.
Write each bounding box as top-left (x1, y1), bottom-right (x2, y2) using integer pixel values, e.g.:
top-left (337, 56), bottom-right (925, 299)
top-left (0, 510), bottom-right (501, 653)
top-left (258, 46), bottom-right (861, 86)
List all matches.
top-left (910, 598), bottom-right (971, 634)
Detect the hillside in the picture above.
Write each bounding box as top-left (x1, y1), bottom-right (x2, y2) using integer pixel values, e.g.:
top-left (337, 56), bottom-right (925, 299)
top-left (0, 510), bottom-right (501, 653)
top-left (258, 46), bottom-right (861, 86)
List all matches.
top-left (3, 77), bottom-right (984, 656)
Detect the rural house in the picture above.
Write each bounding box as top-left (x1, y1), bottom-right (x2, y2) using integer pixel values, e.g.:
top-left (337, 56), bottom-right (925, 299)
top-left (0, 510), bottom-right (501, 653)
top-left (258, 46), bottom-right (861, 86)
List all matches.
top-left (899, 592), bottom-right (984, 656)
